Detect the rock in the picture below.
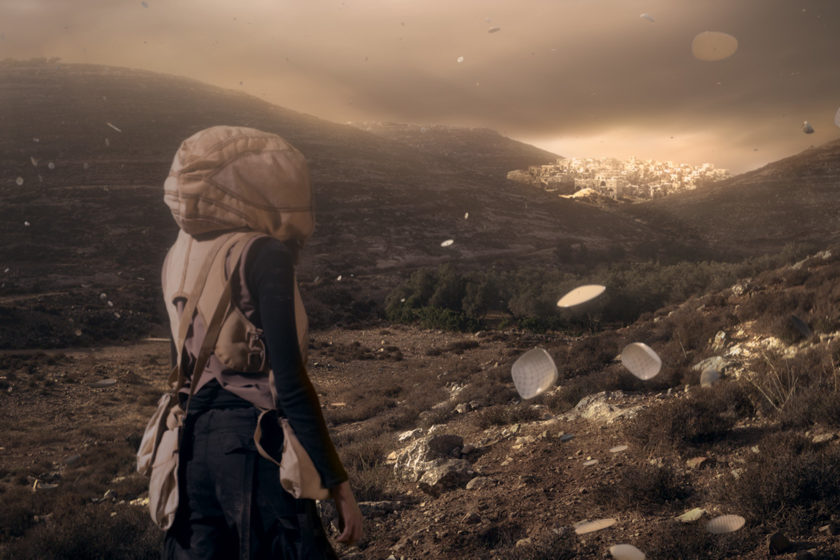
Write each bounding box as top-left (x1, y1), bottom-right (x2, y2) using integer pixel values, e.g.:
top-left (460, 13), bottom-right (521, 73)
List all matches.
top-left (398, 428), bottom-right (423, 442)
top-left (700, 368), bottom-right (721, 387)
top-left (692, 356), bottom-right (728, 373)
top-left (461, 444), bottom-right (475, 455)
top-left (686, 456), bottom-right (713, 469)
top-left (463, 512), bottom-right (481, 524)
top-left (455, 403), bottom-right (470, 414)
top-left (394, 433), bottom-right (464, 482)
top-left (768, 532), bottom-right (792, 555)
top-left (358, 501), bottom-right (401, 518)
top-left (795, 550), bottom-right (816, 560)
top-left (418, 459), bottom-right (474, 496)
top-left (515, 538), bottom-right (533, 547)
top-left (818, 522), bottom-right (840, 535)
top-left (811, 433), bottom-right (836, 444)
top-left (563, 391), bottom-right (642, 424)
top-left (466, 476), bottom-right (492, 490)
top-left (512, 435), bottom-right (536, 450)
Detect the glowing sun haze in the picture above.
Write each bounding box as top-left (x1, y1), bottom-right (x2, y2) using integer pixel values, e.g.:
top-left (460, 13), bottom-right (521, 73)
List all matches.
top-left (2, 0), bottom-right (838, 172)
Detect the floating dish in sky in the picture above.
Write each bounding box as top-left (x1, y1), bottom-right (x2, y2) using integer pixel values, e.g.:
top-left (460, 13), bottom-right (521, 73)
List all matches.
top-left (802, 121), bottom-right (815, 134)
top-left (488, 26), bottom-right (501, 33)
top-left (23, 220), bottom-right (30, 227)
top-left (464, 212), bottom-right (469, 220)
top-left (609, 445), bottom-right (628, 453)
top-left (789, 315), bottom-right (812, 338)
top-left (556, 284), bottom-right (606, 308)
top-left (609, 544), bottom-right (645, 560)
top-left (441, 239), bottom-right (455, 247)
top-left (511, 347), bottom-right (558, 399)
top-left (336, 275), bottom-right (342, 281)
top-left (456, 56), bottom-right (464, 63)
top-left (30, 156), bottom-right (38, 167)
top-left (620, 343), bottom-right (661, 380)
top-left (74, 329), bottom-right (83, 337)
top-left (700, 368), bottom-right (720, 387)
top-left (15, 177), bottom-right (24, 186)
top-left (706, 514), bottom-right (745, 534)
top-left (676, 507), bottom-right (706, 523)
top-left (106, 122), bottom-right (122, 133)
top-left (583, 459), bottom-right (598, 467)
top-left (47, 161), bottom-right (55, 170)
top-left (691, 31), bottom-right (738, 61)
top-left (574, 518), bottom-right (616, 535)
top-left (639, 13), bottom-right (655, 23)
top-left (835, 107), bottom-right (840, 128)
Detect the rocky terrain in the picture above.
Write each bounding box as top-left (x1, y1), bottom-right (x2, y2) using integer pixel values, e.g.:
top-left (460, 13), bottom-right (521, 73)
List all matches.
top-left (3, 59), bottom-right (840, 559)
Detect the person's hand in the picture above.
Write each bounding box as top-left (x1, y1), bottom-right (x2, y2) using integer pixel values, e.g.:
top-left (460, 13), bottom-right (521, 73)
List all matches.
top-left (330, 481), bottom-right (363, 545)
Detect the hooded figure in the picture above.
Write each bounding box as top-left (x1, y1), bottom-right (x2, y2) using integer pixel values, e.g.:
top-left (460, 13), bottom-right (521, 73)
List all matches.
top-left (160, 126), bottom-right (362, 559)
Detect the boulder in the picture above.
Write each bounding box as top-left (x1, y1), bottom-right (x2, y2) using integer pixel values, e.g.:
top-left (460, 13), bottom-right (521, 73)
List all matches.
top-left (418, 459), bottom-right (474, 496)
top-left (394, 433), bottom-right (465, 482)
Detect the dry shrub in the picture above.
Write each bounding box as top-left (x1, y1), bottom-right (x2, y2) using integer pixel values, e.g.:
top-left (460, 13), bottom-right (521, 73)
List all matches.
top-left (593, 463), bottom-right (692, 514)
top-left (718, 431), bottom-right (840, 534)
top-left (625, 382), bottom-right (754, 453)
top-left (3, 502), bottom-right (160, 560)
top-left (637, 521), bottom-right (758, 559)
top-left (471, 404), bottom-right (542, 430)
top-left (556, 332), bottom-right (620, 378)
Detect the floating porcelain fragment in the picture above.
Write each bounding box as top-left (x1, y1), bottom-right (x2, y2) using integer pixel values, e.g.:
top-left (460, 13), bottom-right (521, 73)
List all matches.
top-left (107, 301), bottom-right (114, 308)
top-left (583, 459), bottom-right (598, 467)
top-left (15, 177), bottom-right (24, 186)
top-left (456, 56), bottom-right (464, 63)
top-left (23, 221), bottom-right (31, 227)
top-left (336, 275), bottom-right (342, 281)
top-left (464, 212), bottom-right (469, 219)
top-left (74, 329), bottom-right (82, 337)
top-left (441, 239), bottom-right (455, 247)
top-left (90, 379), bottom-right (117, 388)
top-left (511, 347), bottom-right (558, 399)
top-left (100, 293), bottom-right (107, 300)
top-left (106, 121), bottom-right (122, 133)
top-left (47, 161), bottom-right (55, 170)
top-left (700, 368), bottom-right (720, 387)
top-left (835, 107), bottom-right (840, 128)
top-left (639, 13), bottom-right (655, 23)
top-left (620, 343), bottom-right (662, 380)
top-left (574, 518), bottom-right (616, 535)
top-left (557, 284), bottom-right (606, 308)
top-left (676, 507), bottom-right (706, 523)
top-left (802, 121), bottom-right (815, 134)
top-left (706, 514), bottom-right (745, 534)
top-left (30, 156), bottom-right (38, 167)
top-left (609, 544), bottom-right (645, 560)
top-left (609, 445), bottom-right (628, 453)
top-left (488, 26), bottom-right (501, 33)
top-left (691, 31), bottom-right (738, 61)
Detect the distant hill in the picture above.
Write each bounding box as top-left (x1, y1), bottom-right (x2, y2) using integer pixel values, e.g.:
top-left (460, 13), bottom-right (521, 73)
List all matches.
top-left (0, 60), bottom-right (676, 346)
top-left (348, 121), bottom-right (559, 179)
top-left (619, 139), bottom-right (840, 257)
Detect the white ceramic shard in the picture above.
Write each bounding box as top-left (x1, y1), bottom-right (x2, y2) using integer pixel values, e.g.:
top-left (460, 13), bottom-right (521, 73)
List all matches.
top-left (90, 379), bottom-right (117, 388)
top-left (464, 212), bottom-right (469, 219)
top-left (336, 275), bottom-right (342, 281)
top-left (47, 161), bottom-right (55, 170)
top-left (676, 507), bottom-right (706, 523)
top-left (441, 239), bottom-right (455, 247)
top-left (511, 347), bottom-right (558, 399)
top-left (556, 284), bottom-right (606, 308)
top-left (488, 26), bottom-right (501, 33)
top-left (700, 368), bottom-right (720, 387)
top-left (15, 177), bottom-right (23, 186)
top-left (574, 518), bottom-right (616, 535)
top-left (609, 544), bottom-right (645, 560)
top-left (691, 31), bottom-right (738, 61)
top-left (802, 121), bottom-right (815, 134)
top-left (30, 156), bottom-right (38, 167)
top-left (835, 107), bottom-right (840, 128)
top-left (583, 459), bottom-right (598, 467)
top-left (639, 13), bottom-right (655, 23)
top-left (706, 514), bottom-right (745, 534)
top-left (609, 445), bottom-right (628, 453)
top-left (74, 329), bottom-right (82, 337)
top-left (106, 122), bottom-right (122, 133)
top-left (456, 56), bottom-right (464, 63)
top-left (23, 220), bottom-right (30, 227)
top-left (620, 343), bottom-right (662, 380)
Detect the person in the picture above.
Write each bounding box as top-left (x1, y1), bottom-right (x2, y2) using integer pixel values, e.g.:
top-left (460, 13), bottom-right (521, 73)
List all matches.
top-left (159, 125), bottom-right (363, 559)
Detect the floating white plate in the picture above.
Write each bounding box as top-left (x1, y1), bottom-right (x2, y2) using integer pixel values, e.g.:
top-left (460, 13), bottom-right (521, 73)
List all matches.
top-left (440, 239), bottom-right (455, 247)
top-left (620, 343), bottom-right (662, 380)
top-left (574, 518), bottom-right (616, 535)
top-left (691, 31), bottom-right (738, 61)
top-left (676, 507), bottom-right (706, 523)
top-left (557, 284), bottom-right (606, 308)
top-left (706, 514), bottom-right (745, 534)
top-left (802, 121), bottom-right (815, 134)
top-left (511, 347), bottom-right (558, 399)
top-left (609, 544), bottom-right (645, 560)
top-left (609, 445), bottom-right (629, 453)
top-left (639, 13), bottom-right (655, 23)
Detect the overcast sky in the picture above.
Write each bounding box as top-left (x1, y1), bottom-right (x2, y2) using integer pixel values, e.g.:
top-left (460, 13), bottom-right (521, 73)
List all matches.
top-left (2, 0), bottom-right (839, 172)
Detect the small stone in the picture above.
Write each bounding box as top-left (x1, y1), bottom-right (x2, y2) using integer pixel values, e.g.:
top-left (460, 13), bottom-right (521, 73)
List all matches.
top-left (515, 538), bottom-right (533, 547)
top-left (462, 511), bottom-right (481, 524)
top-left (812, 433), bottom-right (836, 444)
top-left (687, 456), bottom-right (712, 469)
top-left (461, 444), bottom-right (474, 454)
top-left (466, 476), bottom-right (492, 490)
top-left (768, 532), bottom-right (792, 555)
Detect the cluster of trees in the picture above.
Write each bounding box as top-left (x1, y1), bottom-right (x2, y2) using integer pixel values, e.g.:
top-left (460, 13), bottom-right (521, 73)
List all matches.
top-left (385, 245), bottom-right (808, 333)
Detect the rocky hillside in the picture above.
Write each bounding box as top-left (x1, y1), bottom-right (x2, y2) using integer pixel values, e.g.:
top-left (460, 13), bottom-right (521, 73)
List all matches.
top-left (3, 246), bottom-right (840, 558)
top-left (0, 59), bottom-right (680, 348)
top-left (618, 139), bottom-right (840, 258)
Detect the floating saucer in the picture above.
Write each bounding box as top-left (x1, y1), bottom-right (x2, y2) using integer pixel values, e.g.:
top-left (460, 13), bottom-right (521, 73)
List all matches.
top-left (691, 31), bottom-right (738, 61)
top-left (620, 343), bottom-right (662, 380)
top-left (609, 445), bottom-right (628, 453)
top-left (440, 239), bottom-right (455, 247)
top-left (706, 514), bottom-right (745, 534)
top-left (557, 284), bottom-right (606, 308)
top-left (609, 544), bottom-right (645, 560)
top-left (676, 507), bottom-right (706, 523)
top-left (574, 518), bottom-right (616, 535)
top-left (511, 348), bottom-right (558, 399)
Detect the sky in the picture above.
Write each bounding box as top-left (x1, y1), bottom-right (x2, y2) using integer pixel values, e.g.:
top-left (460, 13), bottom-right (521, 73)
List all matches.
top-left (1, 0), bottom-right (839, 173)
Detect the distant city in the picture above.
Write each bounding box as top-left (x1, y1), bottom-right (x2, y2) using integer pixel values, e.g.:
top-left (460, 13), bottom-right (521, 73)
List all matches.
top-left (507, 157), bottom-right (730, 202)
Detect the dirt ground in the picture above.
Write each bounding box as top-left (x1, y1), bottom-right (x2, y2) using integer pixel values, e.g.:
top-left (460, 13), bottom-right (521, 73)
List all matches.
top-left (3, 324), bottom-right (839, 559)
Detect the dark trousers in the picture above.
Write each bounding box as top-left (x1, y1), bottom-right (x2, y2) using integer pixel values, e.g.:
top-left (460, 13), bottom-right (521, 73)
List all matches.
top-left (163, 408), bottom-right (337, 560)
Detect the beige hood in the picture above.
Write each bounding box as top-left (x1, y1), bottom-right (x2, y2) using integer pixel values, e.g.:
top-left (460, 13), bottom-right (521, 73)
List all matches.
top-left (164, 125), bottom-right (314, 242)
